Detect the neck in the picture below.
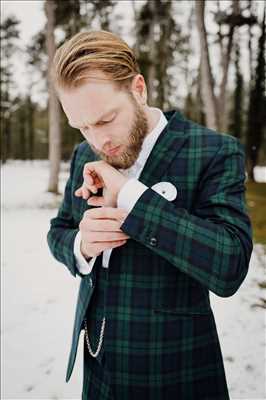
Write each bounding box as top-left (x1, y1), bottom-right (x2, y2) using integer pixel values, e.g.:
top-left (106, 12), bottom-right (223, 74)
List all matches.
top-left (144, 106), bottom-right (161, 135)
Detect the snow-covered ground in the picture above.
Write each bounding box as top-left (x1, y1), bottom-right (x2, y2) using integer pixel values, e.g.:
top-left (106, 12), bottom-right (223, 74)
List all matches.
top-left (1, 160), bottom-right (266, 400)
top-left (253, 166), bottom-right (266, 183)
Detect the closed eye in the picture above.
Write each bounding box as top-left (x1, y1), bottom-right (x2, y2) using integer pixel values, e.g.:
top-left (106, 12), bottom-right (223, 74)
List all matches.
top-left (79, 120), bottom-right (111, 133)
top-left (97, 121), bottom-right (110, 126)
top-left (96, 118), bottom-right (114, 126)
top-left (71, 114), bottom-right (116, 131)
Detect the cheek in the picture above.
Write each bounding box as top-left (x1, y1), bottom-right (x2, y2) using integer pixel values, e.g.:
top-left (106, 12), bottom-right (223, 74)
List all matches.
top-left (123, 113), bottom-right (135, 132)
top-left (113, 121), bottom-right (131, 142)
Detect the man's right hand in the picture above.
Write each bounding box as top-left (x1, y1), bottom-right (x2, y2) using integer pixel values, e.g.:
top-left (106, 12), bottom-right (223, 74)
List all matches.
top-left (79, 207), bottom-right (130, 259)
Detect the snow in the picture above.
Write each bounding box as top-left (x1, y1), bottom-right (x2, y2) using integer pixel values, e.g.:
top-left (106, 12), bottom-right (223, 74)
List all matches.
top-left (254, 166), bottom-right (266, 183)
top-left (1, 160), bottom-right (266, 400)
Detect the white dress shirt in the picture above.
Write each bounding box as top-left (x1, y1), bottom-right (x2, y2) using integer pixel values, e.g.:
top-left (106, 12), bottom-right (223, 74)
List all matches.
top-left (73, 107), bottom-right (168, 274)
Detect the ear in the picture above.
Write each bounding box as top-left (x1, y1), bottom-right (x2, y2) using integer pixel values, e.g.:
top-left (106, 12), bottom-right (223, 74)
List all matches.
top-left (130, 74), bottom-right (147, 105)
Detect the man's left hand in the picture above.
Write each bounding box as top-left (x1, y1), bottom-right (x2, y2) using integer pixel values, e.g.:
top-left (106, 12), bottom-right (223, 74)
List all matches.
top-left (74, 160), bottom-right (129, 207)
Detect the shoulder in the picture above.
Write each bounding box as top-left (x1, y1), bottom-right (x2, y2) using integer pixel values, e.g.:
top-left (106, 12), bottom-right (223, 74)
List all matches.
top-left (166, 111), bottom-right (245, 179)
top-left (73, 140), bottom-right (95, 161)
top-left (185, 117), bottom-right (244, 158)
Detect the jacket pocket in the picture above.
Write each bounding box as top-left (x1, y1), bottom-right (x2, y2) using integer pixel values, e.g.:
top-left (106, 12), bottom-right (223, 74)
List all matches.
top-left (152, 307), bottom-right (212, 316)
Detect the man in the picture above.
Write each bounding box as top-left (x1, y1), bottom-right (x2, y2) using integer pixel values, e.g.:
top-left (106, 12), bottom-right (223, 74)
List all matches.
top-left (47, 30), bottom-right (253, 400)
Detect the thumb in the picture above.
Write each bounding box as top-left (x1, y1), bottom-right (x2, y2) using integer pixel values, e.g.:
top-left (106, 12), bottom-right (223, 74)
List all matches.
top-left (75, 187), bottom-right (83, 196)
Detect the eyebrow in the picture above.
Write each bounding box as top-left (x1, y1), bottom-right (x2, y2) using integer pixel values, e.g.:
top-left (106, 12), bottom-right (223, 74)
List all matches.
top-left (68, 108), bottom-right (117, 129)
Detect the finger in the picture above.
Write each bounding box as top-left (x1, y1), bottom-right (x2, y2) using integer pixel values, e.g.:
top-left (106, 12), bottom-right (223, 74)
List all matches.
top-left (87, 196), bottom-right (105, 207)
top-left (75, 187), bottom-right (83, 197)
top-left (88, 218), bottom-right (124, 232)
top-left (95, 180), bottom-right (103, 189)
top-left (90, 239), bottom-right (127, 253)
top-left (83, 168), bottom-right (100, 193)
top-left (101, 239), bottom-right (127, 250)
top-left (87, 184), bottom-right (98, 194)
top-left (85, 170), bottom-right (102, 187)
top-left (86, 207), bottom-right (128, 220)
top-left (84, 162), bottom-right (105, 177)
top-left (82, 172), bottom-right (98, 194)
top-left (87, 231), bottom-right (130, 242)
top-left (82, 179), bottom-right (98, 194)
top-left (82, 185), bottom-right (91, 200)
top-left (83, 170), bottom-right (94, 184)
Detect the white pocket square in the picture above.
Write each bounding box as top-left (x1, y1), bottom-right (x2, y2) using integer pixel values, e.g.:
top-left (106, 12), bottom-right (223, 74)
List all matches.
top-left (151, 181), bottom-right (178, 201)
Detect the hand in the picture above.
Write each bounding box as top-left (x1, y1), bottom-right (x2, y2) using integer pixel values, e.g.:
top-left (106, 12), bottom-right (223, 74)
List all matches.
top-left (79, 207), bottom-right (130, 258)
top-left (75, 160), bottom-right (129, 207)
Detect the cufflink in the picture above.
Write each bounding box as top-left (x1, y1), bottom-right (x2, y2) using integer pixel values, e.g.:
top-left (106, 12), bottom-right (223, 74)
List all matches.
top-left (151, 181), bottom-right (178, 201)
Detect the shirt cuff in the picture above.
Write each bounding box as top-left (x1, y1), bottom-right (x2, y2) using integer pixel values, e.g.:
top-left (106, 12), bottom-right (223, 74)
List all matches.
top-left (74, 231), bottom-right (97, 274)
top-left (117, 177), bottom-right (148, 213)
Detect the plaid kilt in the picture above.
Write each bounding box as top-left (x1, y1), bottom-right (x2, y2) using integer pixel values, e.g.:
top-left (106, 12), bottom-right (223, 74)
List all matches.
top-left (47, 110), bottom-right (253, 400)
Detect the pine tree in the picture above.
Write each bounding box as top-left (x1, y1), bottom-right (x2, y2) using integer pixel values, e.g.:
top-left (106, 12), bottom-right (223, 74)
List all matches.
top-left (0, 16), bottom-right (20, 162)
top-left (229, 38), bottom-right (243, 140)
top-left (135, 0), bottom-right (188, 110)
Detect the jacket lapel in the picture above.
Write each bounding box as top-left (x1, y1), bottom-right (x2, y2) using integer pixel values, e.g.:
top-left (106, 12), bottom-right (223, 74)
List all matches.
top-left (138, 110), bottom-right (189, 187)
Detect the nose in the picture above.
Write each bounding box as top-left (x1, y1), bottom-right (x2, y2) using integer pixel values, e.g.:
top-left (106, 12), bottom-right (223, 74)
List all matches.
top-left (89, 128), bottom-right (112, 152)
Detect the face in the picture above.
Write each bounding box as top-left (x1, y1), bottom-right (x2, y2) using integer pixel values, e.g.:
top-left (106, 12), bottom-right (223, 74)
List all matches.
top-left (59, 71), bottom-right (149, 169)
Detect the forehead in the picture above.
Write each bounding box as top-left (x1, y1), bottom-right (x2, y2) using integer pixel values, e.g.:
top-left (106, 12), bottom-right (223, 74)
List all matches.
top-left (58, 76), bottom-right (127, 127)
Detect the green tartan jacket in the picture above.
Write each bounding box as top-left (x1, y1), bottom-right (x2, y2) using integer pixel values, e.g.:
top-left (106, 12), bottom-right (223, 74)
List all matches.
top-left (47, 110), bottom-right (253, 398)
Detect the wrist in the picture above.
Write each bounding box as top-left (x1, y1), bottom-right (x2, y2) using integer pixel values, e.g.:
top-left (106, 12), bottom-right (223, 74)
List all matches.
top-left (115, 175), bottom-right (129, 198)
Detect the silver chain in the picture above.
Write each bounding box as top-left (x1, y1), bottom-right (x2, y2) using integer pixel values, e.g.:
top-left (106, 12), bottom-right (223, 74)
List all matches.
top-left (84, 316), bottom-right (106, 358)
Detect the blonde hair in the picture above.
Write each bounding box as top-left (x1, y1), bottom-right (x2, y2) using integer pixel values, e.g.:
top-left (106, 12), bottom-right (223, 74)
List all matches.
top-left (51, 30), bottom-right (140, 93)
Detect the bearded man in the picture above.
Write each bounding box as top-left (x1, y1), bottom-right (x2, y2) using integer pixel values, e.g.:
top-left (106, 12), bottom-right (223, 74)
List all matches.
top-left (47, 30), bottom-right (253, 400)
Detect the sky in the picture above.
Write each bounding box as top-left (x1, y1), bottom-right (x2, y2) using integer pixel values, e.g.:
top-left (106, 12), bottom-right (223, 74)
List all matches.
top-left (1, 0), bottom-right (264, 107)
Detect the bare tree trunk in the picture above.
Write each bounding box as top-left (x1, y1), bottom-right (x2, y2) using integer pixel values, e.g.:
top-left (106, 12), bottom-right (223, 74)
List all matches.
top-left (27, 95), bottom-right (34, 160)
top-left (157, 0), bottom-right (173, 110)
top-left (145, 0), bottom-right (157, 107)
top-left (131, 0), bottom-right (140, 60)
top-left (218, 0), bottom-right (240, 131)
top-left (18, 106), bottom-right (26, 160)
top-left (45, 0), bottom-right (61, 194)
top-left (197, 57), bottom-right (206, 126)
top-left (247, 0), bottom-right (254, 87)
top-left (195, 0), bottom-right (219, 130)
top-left (131, 0), bottom-right (138, 25)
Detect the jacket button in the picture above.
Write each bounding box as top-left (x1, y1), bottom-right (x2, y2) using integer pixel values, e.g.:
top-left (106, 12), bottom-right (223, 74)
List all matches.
top-left (149, 237), bottom-right (157, 246)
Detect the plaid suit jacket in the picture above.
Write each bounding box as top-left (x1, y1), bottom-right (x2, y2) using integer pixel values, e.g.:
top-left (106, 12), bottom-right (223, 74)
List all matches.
top-left (47, 110), bottom-right (253, 398)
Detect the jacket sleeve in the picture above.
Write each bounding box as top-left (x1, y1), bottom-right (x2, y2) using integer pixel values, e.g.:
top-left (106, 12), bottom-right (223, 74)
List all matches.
top-left (120, 137), bottom-right (253, 297)
top-left (47, 145), bottom-right (86, 279)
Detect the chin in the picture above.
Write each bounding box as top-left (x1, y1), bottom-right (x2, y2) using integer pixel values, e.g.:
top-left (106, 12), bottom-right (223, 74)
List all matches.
top-left (97, 145), bottom-right (138, 169)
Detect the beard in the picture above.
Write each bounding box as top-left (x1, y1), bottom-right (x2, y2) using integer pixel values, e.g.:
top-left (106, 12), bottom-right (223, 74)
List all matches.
top-left (89, 96), bottom-right (149, 169)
